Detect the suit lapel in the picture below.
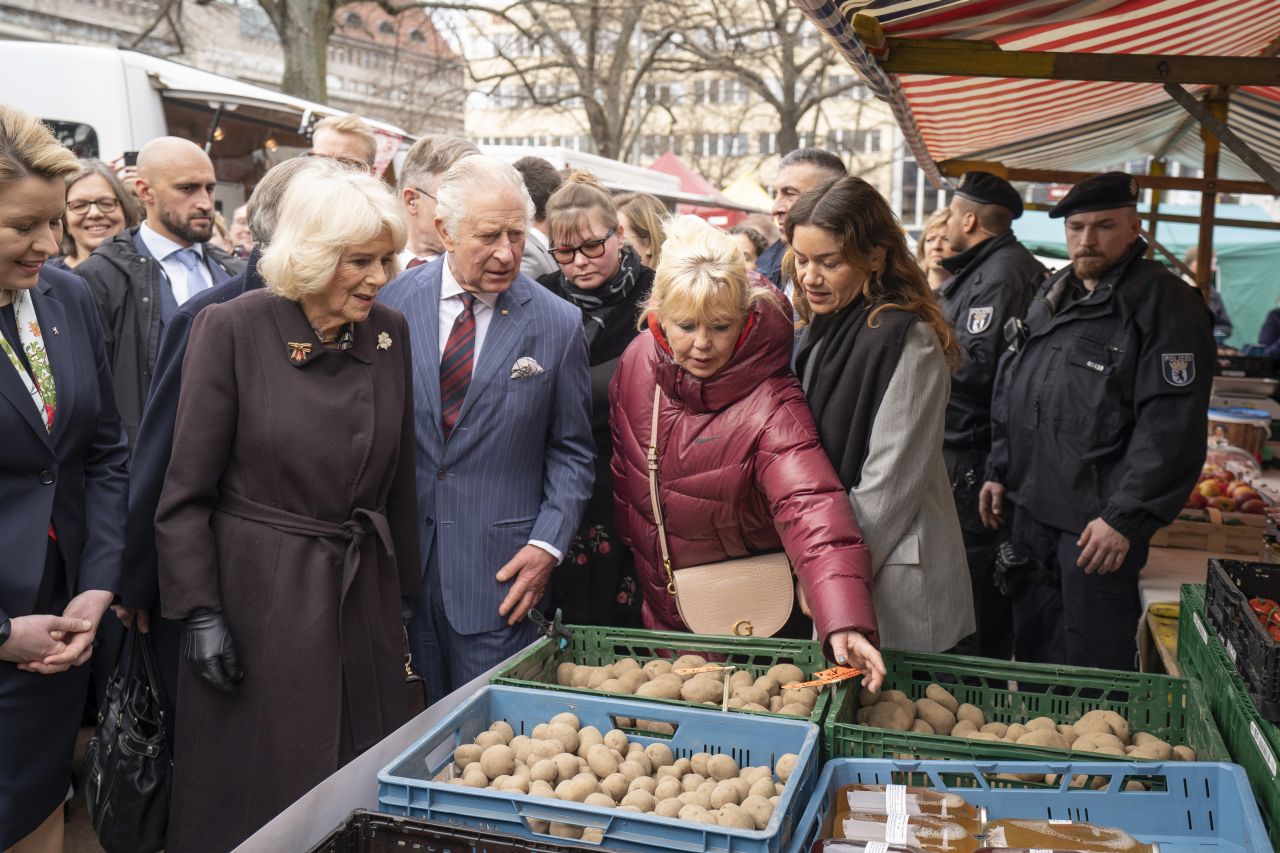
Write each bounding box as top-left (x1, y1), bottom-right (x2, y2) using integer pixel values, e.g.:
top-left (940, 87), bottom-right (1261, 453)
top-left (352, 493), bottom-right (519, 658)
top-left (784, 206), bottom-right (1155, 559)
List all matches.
top-left (414, 266), bottom-right (444, 442)
top-left (34, 286), bottom-right (76, 447)
top-left (454, 279), bottom-right (532, 430)
top-left (0, 282), bottom-right (57, 450)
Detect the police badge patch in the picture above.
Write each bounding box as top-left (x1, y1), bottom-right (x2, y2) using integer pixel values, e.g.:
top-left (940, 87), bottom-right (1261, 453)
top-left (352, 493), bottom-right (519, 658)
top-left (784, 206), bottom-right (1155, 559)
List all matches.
top-left (967, 306), bottom-right (994, 334)
top-left (1162, 353), bottom-right (1195, 387)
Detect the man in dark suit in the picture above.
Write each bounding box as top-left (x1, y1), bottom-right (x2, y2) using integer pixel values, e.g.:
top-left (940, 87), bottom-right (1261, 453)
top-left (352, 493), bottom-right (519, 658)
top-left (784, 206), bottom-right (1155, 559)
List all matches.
top-left (114, 157), bottom-right (341, 743)
top-left (381, 155), bottom-right (594, 699)
top-left (757, 148), bottom-right (847, 292)
top-left (75, 137), bottom-right (245, 446)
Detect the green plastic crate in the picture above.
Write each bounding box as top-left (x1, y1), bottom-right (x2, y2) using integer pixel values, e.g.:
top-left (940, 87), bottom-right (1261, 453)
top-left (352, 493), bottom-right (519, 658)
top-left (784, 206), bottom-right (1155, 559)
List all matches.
top-left (1179, 583), bottom-right (1280, 849)
top-left (491, 624), bottom-right (833, 726)
top-left (823, 648), bottom-right (1228, 766)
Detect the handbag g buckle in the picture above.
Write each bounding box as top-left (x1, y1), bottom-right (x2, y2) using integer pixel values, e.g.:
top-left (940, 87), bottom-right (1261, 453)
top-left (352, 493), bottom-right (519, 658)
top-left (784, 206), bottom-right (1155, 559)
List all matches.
top-left (733, 619), bottom-right (753, 637)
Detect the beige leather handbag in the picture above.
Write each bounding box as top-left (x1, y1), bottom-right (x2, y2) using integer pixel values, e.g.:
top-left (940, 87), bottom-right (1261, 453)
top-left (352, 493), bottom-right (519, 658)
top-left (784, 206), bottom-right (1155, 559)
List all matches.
top-left (646, 386), bottom-right (795, 637)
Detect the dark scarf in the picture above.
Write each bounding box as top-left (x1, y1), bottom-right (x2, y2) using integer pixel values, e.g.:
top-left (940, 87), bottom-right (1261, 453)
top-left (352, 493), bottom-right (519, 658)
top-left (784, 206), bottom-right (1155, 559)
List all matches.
top-left (795, 293), bottom-right (916, 488)
top-left (544, 245), bottom-right (651, 365)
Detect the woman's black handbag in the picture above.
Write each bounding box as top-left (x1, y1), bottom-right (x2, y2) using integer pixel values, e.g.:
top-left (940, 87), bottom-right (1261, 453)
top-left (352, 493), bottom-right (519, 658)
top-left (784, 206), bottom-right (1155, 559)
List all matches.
top-left (84, 627), bottom-right (172, 853)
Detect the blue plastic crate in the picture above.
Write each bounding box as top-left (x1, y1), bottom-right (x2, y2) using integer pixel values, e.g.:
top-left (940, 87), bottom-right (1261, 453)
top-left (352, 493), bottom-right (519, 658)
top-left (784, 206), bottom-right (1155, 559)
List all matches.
top-left (378, 685), bottom-right (821, 853)
top-left (786, 758), bottom-right (1270, 853)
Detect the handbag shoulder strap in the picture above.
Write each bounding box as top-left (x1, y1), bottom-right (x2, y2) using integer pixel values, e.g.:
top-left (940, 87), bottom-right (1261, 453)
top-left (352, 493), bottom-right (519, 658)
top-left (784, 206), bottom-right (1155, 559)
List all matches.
top-left (646, 385), bottom-right (677, 595)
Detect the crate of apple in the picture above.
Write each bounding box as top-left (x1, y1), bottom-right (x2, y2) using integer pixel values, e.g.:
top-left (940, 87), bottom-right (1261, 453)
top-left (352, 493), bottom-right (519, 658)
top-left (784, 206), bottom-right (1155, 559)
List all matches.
top-left (1188, 467), bottom-right (1268, 515)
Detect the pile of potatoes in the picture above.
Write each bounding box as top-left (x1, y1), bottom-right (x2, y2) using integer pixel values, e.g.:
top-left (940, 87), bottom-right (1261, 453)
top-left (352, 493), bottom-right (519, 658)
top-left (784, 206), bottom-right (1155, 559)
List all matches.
top-left (554, 656), bottom-right (820, 718)
top-left (857, 683), bottom-right (1197, 763)
top-left (434, 711), bottom-right (799, 841)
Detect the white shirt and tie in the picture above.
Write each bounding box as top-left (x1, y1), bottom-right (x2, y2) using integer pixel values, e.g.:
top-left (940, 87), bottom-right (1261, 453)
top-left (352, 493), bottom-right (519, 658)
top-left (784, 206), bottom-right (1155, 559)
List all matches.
top-left (438, 255), bottom-right (563, 563)
top-left (138, 221), bottom-right (213, 305)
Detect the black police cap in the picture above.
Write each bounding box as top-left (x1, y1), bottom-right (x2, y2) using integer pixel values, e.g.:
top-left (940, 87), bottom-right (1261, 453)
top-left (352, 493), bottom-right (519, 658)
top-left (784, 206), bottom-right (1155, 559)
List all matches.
top-left (955, 171), bottom-right (1024, 219)
top-left (1049, 171), bottom-right (1141, 219)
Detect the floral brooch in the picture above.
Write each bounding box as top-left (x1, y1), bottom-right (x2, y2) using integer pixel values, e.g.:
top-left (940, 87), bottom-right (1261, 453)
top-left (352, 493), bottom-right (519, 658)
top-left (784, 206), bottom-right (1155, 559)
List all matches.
top-left (377, 332), bottom-right (393, 351)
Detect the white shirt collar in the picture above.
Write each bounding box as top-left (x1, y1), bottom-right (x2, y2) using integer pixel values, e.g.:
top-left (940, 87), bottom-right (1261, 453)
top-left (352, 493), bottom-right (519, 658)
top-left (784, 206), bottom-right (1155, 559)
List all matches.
top-left (441, 254), bottom-right (499, 310)
top-left (139, 220), bottom-right (202, 262)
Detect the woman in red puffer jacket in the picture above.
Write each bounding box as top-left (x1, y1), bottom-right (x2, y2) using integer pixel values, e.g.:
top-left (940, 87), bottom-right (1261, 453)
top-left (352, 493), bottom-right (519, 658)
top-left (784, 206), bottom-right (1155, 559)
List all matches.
top-left (610, 215), bottom-right (885, 683)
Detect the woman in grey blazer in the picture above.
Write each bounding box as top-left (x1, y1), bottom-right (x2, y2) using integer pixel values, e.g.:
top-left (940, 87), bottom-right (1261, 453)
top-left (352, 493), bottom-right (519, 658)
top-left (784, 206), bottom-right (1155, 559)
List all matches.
top-left (791, 177), bottom-right (975, 652)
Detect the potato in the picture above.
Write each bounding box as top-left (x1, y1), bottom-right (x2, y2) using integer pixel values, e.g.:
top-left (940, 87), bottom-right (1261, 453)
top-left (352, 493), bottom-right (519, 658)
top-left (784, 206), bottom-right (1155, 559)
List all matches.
top-left (728, 777), bottom-right (751, 800)
top-left (718, 807), bottom-right (756, 830)
top-left (748, 776), bottom-right (776, 799)
top-left (868, 702), bottom-right (914, 732)
top-left (479, 745), bottom-right (516, 780)
top-left (1129, 740), bottom-right (1174, 761)
top-left (1174, 745), bottom-right (1197, 761)
top-left (678, 804), bottom-right (717, 825)
top-left (925, 683), bottom-right (960, 713)
top-left (775, 753), bottom-right (799, 782)
top-left (1071, 735), bottom-right (1124, 756)
top-left (527, 779), bottom-right (555, 798)
top-left (767, 663), bottom-right (805, 687)
top-left (779, 703), bottom-right (811, 717)
top-left (614, 657), bottom-right (641, 673)
top-left (546, 723), bottom-right (580, 754)
top-left (644, 742), bottom-right (674, 769)
top-left (643, 659), bottom-right (673, 679)
top-left (681, 772), bottom-right (707, 793)
top-left (618, 760), bottom-right (647, 783)
top-left (755, 676), bottom-right (780, 695)
top-left (603, 728), bottom-right (630, 753)
top-left (739, 794), bottom-right (774, 830)
top-left (619, 669), bottom-right (649, 693)
top-left (654, 798), bottom-right (683, 817)
top-left (690, 752), bottom-right (712, 776)
top-left (733, 685), bottom-right (771, 707)
top-left (740, 765), bottom-right (772, 785)
top-left (548, 823), bottom-right (582, 839)
top-left (654, 775), bottom-right (683, 800)
top-left (627, 751), bottom-right (653, 776)
top-left (454, 744), bottom-right (483, 768)
top-left (1078, 710), bottom-right (1130, 743)
top-left (552, 752), bottom-right (579, 782)
top-left (915, 698), bottom-right (957, 734)
top-left (636, 679), bottom-right (682, 700)
top-left (726, 697), bottom-right (746, 710)
top-left (729, 670), bottom-right (754, 691)
top-left (586, 744), bottom-right (619, 778)
top-left (671, 655), bottom-right (708, 675)
top-left (529, 739), bottom-right (560, 762)
top-left (576, 726), bottom-right (604, 757)
top-left (910, 719), bottom-right (935, 735)
top-left (682, 678), bottom-right (724, 705)
top-left (1016, 729), bottom-right (1069, 750)
top-left (1026, 716), bottom-right (1056, 732)
top-left (1005, 724), bottom-right (1029, 742)
top-left (499, 775), bottom-right (530, 793)
top-left (529, 759), bottom-right (558, 783)
top-left (671, 758), bottom-right (693, 776)
top-left (678, 790), bottom-right (712, 810)
top-left (622, 789), bottom-right (657, 812)
top-left (972, 731), bottom-right (1002, 741)
top-left (859, 685), bottom-right (881, 707)
top-left (774, 782), bottom-right (786, 796)
top-left (474, 731), bottom-right (506, 750)
top-left (1056, 724), bottom-right (1077, 743)
top-left (696, 779), bottom-right (718, 797)
top-left (555, 662), bottom-right (576, 686)
top-left (855, 707), bottom-right (873, 724)
top-left (742, 702), bottom-right (770, 712)
top-left (879, 689), bottom-right (914, 709)
top-left (586, 669), bottom-right (612, 689)
top-left (488, 720), bottom-right (515, 742)
top-left (951, 720), bottom-right (978, 738)
top-left (980, 722), bottom-right (1009, 738)
top-left (570, 667), bottom-right (595, 688)
top-left (462, 766), bottom-right (489, 787)
top-left (711, 781), bottom-right (740, 808)
top-left (701, 754), bottom-right (736, 782)
top-left (955, 704), bottom-right (986, 728)
top-left (781, 687), bottom-right (818, 710)
top-left (592, 772), bottom-right (623, 801)
top-left (599, 678), bottom-right (624, 693)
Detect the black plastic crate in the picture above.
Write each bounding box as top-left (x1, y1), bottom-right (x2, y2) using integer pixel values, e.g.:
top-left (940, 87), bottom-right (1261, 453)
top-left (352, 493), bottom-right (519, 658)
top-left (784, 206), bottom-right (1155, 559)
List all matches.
top-left (1215, 354), bottom-right (1276, 378)
top-left (1205, 559), bottom-right (1280, 723)
top-left (309, 810), bottom-right (600, 853)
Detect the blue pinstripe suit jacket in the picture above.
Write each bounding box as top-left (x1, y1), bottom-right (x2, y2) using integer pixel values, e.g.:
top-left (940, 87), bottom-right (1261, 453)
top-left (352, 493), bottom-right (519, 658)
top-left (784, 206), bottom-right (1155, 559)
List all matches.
top-left (379, 257), bottom-right (594, 634)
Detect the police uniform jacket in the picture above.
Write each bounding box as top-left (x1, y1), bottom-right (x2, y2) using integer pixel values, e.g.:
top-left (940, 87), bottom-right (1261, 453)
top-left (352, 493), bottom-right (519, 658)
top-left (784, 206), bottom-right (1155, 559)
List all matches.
top-left (987, 238), bottom-right (1213, 543)
top-left (938, 229), bottom-right (1045, 456)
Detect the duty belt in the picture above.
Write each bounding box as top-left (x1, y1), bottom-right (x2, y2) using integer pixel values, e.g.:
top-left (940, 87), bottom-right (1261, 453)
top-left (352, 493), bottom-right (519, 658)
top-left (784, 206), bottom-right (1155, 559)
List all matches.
top-left (216, 489), bottom-right (396, 751)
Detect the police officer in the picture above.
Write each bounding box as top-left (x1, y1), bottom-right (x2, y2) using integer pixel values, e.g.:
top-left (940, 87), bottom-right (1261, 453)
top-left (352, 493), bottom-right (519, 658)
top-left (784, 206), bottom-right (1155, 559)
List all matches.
top-left (938, 171), bottom-right (1046, 658)
top-left (980, 172), bottom-right (1214, 670)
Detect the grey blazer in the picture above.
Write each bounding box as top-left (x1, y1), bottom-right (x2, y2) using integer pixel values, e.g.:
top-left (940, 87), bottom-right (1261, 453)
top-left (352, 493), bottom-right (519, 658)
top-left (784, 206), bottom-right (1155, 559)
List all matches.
top-left (849, 322), bottom-right (975, 652)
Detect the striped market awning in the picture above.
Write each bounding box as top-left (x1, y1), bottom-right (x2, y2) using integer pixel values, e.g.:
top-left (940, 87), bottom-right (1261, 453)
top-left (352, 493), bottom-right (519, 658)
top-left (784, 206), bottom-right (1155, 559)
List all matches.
top-left (791, 0), bottom-right (1280, 186)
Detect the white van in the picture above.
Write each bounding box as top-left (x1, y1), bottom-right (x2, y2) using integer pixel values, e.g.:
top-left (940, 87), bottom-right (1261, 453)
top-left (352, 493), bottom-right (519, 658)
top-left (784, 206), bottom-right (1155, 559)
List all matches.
top-left (0, 41), bottom-right (413, 209)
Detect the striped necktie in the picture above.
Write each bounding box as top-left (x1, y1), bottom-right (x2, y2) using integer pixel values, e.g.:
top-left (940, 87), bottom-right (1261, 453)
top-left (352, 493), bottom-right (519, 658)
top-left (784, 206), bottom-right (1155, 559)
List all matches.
top-left (440, 292), bottom-right (476, 438)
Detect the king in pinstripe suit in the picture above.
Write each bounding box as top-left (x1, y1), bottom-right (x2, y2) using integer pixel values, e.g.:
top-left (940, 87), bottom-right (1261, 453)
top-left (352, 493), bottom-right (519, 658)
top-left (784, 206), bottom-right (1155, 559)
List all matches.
top-left (380, 157), bottom-right (594, 699)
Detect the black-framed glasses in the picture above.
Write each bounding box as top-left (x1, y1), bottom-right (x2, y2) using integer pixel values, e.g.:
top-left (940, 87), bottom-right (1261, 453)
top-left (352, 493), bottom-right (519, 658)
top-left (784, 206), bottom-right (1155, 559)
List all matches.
top-left (411, 185), bottom-right (436, 201)
top-left (551, 228), bottom-right (615, 264)
top-left (67, 197), bottom-right (120, 215)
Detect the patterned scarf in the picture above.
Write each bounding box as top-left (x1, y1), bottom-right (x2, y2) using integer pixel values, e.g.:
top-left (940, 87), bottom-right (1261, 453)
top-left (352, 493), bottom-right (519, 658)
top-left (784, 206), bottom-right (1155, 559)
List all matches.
top-left (0, 289), bottom-right (56, 430)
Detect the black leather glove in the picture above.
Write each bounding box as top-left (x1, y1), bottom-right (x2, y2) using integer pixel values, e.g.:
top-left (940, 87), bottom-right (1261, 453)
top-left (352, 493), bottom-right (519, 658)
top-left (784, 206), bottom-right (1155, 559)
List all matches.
top-left (181, 608), bottom-right (244, 694)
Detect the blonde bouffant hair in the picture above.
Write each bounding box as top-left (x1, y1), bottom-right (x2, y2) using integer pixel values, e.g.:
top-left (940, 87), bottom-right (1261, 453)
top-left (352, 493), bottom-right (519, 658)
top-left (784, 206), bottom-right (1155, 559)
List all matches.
top-left (642, 214), bottom-right (780, 329)
top-left (0, 105), bottom-right (82, 185)
top-left (259, 167), bottom-right (406, 301)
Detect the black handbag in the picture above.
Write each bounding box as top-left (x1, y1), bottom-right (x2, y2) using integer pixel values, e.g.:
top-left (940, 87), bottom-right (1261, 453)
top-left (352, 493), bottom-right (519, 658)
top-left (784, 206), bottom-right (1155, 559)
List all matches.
top-left (84, 628), bottom-right (172, 853)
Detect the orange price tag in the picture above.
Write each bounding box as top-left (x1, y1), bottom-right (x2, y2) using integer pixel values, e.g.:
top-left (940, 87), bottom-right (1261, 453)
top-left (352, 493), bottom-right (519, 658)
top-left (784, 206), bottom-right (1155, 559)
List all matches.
top-left (783, 665), bottom-right (861, 689)
top-left (673, 664), bottom-right (732, 675)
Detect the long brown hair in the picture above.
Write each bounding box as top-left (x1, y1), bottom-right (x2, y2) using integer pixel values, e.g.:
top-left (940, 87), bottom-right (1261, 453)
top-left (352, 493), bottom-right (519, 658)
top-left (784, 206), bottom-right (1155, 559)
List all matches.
top-left (785, 175), bottom-right (961, 372)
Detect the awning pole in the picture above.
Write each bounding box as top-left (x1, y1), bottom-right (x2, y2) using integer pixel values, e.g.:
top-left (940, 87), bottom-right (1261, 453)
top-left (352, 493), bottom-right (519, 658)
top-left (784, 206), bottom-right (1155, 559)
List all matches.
top-left (1146, 159), bottom-right (1166, 260)
top-left (1164, 84), bottom-right (1280, 193)
top-left (1196, 92), bottom-right (1228, 304)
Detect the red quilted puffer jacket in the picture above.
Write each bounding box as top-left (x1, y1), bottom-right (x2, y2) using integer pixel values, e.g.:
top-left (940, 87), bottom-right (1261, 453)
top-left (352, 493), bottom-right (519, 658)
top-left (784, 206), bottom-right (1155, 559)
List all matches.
top-left (609, 289), bottom-right (878, 653)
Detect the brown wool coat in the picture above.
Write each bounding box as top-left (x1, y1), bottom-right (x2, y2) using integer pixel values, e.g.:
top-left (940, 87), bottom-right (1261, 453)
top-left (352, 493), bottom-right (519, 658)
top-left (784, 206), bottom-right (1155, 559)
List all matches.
top-left (155, 290), bottom-right (419, 853)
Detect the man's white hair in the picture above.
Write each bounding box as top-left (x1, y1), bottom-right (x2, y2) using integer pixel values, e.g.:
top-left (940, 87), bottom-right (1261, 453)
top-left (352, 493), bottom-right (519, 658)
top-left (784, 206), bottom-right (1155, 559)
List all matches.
top-left (436, 155), bottom-right (534, 239)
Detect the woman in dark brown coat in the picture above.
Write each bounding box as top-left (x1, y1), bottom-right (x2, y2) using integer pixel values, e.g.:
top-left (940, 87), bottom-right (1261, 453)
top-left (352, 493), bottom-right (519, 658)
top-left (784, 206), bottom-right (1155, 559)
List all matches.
top-left (155, 168), bottom-right (419, 852)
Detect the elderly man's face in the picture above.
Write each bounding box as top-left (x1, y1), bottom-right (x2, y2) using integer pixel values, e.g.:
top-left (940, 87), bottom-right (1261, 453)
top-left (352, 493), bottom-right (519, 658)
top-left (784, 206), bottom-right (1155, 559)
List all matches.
top-left (439, 188), bottom-right (527, 293)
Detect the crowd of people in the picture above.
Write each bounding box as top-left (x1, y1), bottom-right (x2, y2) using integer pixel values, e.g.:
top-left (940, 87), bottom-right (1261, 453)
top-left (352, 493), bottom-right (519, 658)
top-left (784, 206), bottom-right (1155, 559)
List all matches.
top-left (0, 102), bottom-right (1216, 852)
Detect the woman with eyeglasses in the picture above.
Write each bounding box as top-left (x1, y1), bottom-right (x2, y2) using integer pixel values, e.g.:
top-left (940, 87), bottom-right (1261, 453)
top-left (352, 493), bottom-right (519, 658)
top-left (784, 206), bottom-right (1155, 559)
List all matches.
top-left (51, 159), bottom-right (139, 270)
top-left (538, 171), bottom-right (653, 626)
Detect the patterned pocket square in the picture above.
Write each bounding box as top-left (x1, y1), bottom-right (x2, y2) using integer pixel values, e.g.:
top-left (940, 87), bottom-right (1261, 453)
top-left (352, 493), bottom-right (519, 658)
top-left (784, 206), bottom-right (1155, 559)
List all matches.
top-left (510, 356), bottom-right (545, 379)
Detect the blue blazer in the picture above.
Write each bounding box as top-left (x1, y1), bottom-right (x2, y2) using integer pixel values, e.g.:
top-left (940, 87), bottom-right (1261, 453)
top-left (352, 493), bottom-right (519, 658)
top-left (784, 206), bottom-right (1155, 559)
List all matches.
top-left (0, 268), bottom-right (128, 622)
top-left (379, 257), bottom-right (594, 635)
